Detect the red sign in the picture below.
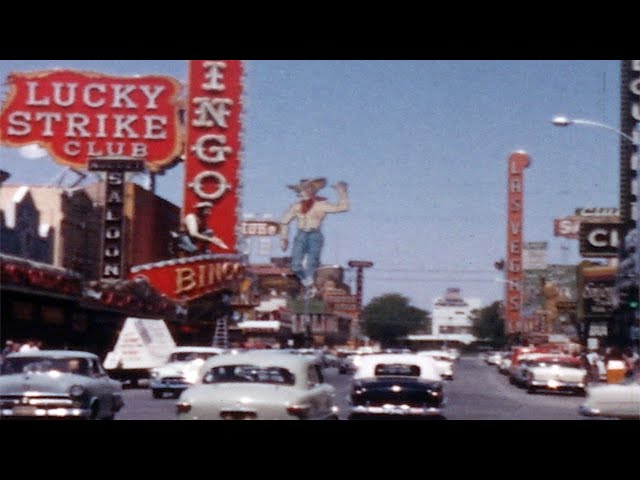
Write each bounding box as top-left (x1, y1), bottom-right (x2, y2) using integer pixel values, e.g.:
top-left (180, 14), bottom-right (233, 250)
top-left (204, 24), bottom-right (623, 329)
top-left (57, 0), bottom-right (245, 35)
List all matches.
top-left (182, 61), bottom-right (243, 254)
top-left (129, 255), bottom-right (245, 303)
top-left (554, 216), bottom-right (580, 239)
top-left (505, 152), bottom-right (531, 334)
top-left (0, 70), bottom-right (182, 172)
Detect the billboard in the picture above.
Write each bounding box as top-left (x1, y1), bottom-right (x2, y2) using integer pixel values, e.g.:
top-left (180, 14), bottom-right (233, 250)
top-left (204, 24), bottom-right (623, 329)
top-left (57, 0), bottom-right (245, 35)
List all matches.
top-left (0, 70), bottom-right (182, 172)
top-left (182, 61), bottom-right (243, 254)
top-left (523, 242), bottom-right (547, 270)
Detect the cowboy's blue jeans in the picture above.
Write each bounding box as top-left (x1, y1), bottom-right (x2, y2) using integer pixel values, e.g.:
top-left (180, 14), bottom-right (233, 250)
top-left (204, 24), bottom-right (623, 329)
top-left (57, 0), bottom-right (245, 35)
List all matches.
top-left (291, 230), bottom-right (323, 283)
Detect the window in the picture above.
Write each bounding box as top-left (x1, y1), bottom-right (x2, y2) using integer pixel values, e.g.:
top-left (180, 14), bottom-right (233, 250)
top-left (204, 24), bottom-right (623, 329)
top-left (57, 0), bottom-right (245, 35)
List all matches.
top-left (202, 365), bottom-right (295, 386)
top-left (374, 363), bottom-right (421, 377)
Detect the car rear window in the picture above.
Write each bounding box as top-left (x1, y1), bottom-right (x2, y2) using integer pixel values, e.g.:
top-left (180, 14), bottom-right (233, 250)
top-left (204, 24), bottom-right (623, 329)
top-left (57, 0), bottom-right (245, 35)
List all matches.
top-left (0, 357), bottom-right (90, 376)
top-left (374, 363), bottom-right (420, 377)
top-left (202, 364), bottom-right (295, 385)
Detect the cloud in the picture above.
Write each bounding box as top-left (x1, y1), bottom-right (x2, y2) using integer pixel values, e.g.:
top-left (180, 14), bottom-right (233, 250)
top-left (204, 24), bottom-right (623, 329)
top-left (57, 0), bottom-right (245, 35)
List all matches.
top-left (19, 144), bottom-right (49, 159)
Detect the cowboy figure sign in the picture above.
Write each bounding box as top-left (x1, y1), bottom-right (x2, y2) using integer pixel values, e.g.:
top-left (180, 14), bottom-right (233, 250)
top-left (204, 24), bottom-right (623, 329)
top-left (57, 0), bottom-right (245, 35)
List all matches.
top-left (280, 178), bottom-right (349, 293)
top-left (172, 201), bottom-right (229, 256)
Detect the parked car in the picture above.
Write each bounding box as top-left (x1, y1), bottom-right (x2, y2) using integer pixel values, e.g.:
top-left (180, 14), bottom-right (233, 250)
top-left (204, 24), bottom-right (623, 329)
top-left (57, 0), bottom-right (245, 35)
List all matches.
top-left (579, 371), bottom-right (640, 419)
top-left (150, 346), bottom-right (225, 399)
top-left (0, 350), bottom-right (124, 420)
top-left (498, 353), bottom-right (512, 375)
top-left (509, 352), bottom-right (555, 387)
top-left (176, 351), bottom-right (339, 420)
top-left (417, 350), bottom-right (454, 380)
top-left (524, 355), bottom-right (588, 395)
top-left (348, 353), bottom-right (446, 420)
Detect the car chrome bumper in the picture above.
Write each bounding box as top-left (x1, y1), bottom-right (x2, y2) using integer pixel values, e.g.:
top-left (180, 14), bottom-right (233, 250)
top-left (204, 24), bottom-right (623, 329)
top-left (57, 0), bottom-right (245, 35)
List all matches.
top-left (1, 407), bottom-right (91, 418)
top-left (150, 379), bottom-right (191, 390)
top-left (578, 405), bottom-right (600, 417)
top-left (530, 380), bottom-right (585, 390)
top-left (350, 405), bottom-right (443, 417)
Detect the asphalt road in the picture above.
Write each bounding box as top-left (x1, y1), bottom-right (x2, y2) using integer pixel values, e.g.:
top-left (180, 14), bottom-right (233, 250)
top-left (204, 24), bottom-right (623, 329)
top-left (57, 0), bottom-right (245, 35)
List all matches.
top-left (115, 355), bottom-right (610, 420)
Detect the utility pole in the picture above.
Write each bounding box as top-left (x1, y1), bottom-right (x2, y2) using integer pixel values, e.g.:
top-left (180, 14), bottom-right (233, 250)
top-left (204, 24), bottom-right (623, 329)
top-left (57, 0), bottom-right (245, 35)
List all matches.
top-left (348, 260), bottom-right (373, 344)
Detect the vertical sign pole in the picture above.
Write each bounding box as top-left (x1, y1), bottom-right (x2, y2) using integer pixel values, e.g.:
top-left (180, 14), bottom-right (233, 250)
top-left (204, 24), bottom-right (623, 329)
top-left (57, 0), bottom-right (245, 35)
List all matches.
top-left (505, 152), bottom-right (531, 342)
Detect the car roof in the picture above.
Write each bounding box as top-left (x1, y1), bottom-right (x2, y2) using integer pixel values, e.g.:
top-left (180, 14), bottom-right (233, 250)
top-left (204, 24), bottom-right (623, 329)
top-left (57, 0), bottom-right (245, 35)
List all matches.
top-left (5, 350), bottom-right (98, 359)
top-left (200, 351), bottom-right (318, 387)
top-left (354, 353), bottom-right (440, 381)
top-left (171, 346), bottom-right (225, 353)
top-left (202, 350), bottom-right (318, 370)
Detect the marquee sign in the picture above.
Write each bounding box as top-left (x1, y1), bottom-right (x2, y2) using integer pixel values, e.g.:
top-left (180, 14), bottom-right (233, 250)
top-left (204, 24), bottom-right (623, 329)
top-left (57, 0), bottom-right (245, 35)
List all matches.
top-left (182, 61), bottom-right (243, 254)
top-left (129, 254), bottom-right (245, 304)
top-left (0, 70), bottom-right (182, 172)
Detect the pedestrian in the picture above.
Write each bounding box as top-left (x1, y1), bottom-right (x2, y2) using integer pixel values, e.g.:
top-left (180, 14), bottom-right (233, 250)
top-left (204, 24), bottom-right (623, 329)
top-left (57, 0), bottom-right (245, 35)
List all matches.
top-left (279, 178), bottom-right (349, 295)
top-left (2, 340), bottom-right (14, 356)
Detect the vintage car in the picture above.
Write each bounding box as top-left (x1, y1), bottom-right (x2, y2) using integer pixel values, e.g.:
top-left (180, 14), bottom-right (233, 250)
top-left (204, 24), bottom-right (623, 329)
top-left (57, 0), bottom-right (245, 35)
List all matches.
top-left (348, 353), bottom-right (446, 420)
top-left (176, 350), bottom-right (339, 420)
top-left (0, 350), bottom-right (124, 420)
top-left (524, 355), bottom-right (588, 395)
top-left (579, 372), bottom-right (640, 420)
top-left (150, 346), bottom-right (225, 399)
top-left (417, 350), bottom-right (454, 380)
top-left (509, 352), bottom-right (555, 387)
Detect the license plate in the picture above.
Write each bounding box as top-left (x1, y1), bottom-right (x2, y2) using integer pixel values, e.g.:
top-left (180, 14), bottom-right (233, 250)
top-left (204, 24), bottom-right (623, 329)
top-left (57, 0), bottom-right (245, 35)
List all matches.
top-left (13, 405), bottom-right (37, 416)
top-left (220, 411), bottom-right (256, 420)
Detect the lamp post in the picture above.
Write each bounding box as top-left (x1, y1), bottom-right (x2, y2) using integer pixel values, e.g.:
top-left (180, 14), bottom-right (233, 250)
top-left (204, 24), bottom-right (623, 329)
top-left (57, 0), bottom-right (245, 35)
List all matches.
top-left (550, 116), bottom-right (636, 144)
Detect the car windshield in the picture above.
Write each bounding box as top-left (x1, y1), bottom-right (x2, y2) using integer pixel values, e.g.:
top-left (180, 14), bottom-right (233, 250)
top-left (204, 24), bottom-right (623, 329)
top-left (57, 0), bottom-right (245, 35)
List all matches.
top-left (0, 356), bottom-right (90, 376)
top-left (374, 363), bottom-right (420, 377)
top-left (169, 352), bottom-right (217, 362)
top-left (202, 364), bottom-right (295, 385)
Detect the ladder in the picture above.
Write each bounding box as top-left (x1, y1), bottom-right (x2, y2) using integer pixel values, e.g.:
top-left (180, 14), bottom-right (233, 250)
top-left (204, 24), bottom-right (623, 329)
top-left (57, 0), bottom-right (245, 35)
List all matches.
top-left (212, 316), bottom-right (229, 349)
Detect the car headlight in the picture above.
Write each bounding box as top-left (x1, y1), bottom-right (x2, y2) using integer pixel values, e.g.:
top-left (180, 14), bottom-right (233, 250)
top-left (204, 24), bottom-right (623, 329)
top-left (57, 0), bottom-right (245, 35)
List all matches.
top-left (69, 385), bottom-right (85, 397)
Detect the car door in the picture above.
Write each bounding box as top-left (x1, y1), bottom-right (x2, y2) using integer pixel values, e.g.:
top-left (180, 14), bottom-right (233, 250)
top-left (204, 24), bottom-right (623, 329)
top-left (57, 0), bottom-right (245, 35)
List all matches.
top-left (306, 364), bottom-right (334, 419)
top-left (89, 358), bottom-right (112, 417)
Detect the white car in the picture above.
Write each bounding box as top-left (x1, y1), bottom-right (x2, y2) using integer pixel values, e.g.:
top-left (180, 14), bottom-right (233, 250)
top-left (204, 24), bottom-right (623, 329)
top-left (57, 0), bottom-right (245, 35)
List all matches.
top-left (579, 372), bottom-right (640, 420)
top-left (524, 355), bottom-right (588, 395)
top-left (417, 351), bottom-right (454, 380)
top-left (176, 351), bottom-right (339, 420)
top-left (150, 347), bottom-right (225, 399)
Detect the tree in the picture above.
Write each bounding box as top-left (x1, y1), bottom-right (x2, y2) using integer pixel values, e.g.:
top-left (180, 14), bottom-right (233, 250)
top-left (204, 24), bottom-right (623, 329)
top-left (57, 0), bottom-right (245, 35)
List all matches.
top-left (361, 294), bottom-right (428, 348)
top-left (471, 301), bottom-right (506, 346)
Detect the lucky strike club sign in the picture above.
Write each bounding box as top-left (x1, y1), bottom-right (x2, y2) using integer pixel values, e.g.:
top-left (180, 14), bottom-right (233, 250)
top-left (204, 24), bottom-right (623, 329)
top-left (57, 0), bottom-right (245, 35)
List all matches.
top-left (0, 70), bottom-right (182, 172)
top-left (182, 60), bottom-right (243, 254)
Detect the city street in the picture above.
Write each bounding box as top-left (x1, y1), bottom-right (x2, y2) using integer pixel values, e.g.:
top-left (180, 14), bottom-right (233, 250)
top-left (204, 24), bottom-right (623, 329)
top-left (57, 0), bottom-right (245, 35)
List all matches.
top-left (115, 354), bottom-right (609, 420)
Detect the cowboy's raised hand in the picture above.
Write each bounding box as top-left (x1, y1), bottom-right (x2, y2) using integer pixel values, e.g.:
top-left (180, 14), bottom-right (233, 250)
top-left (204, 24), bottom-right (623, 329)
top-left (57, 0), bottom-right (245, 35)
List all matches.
top-left (333, 181), bottom-right (348, 192)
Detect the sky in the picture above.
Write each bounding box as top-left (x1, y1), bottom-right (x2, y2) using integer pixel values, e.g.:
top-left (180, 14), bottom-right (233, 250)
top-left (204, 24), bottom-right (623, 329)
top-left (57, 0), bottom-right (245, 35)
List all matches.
top-left (0, 60), bottom-right (625, 313)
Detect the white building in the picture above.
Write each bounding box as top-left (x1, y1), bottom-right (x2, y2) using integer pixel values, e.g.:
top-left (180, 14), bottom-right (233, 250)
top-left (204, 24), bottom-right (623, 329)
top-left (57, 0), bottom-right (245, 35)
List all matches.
top-left (430, 287), bottom-right (480, 345)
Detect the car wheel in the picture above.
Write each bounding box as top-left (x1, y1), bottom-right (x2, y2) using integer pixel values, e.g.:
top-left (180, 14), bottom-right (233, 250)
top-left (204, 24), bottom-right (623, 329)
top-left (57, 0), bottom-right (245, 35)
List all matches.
top-left (526, 385), bottom-right (537, 394)
top-left (90, 402), bottom-right (100, 420)
top-left (172, 391), bottom-right (181, 399)
top-left (152, 389), bottom-right (163, 399)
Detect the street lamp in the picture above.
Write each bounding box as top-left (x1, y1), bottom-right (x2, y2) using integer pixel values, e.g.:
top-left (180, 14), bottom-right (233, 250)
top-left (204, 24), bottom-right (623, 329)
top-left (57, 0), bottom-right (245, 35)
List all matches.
top-left (550, 116), bottom-right (636, 145)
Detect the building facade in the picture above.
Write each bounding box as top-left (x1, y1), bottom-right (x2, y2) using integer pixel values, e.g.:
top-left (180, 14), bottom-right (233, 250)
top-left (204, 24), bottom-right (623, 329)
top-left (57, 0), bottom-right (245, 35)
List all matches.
top-left (431, 287), bottom-right (480, 345)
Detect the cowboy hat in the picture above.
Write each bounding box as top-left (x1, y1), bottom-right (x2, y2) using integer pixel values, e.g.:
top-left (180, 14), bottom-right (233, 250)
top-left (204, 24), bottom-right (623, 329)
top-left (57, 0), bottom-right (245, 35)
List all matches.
top-left (287, 177), bottom-right (327, 193)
